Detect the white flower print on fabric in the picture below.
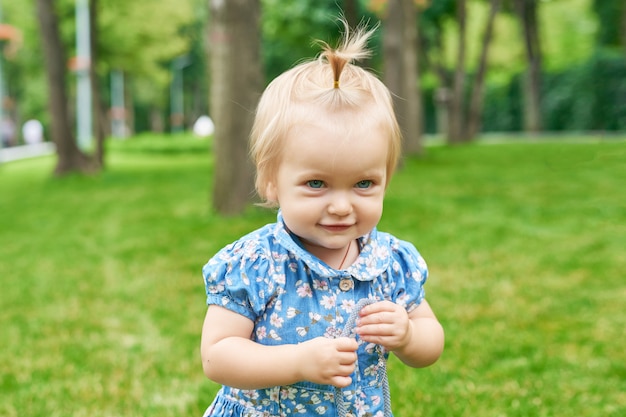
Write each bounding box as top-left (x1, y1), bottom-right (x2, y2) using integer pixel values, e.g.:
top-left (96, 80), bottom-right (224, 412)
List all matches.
top-left (296, 282), bottom-right (313, 298)
top-left (313, 279), bottom-right (329, 291)
top-left (286, 307), bottom-right (300, 318)
top-left (320, 294), bottom-right (336, 309)
top-left (341, 299), bottom-right (357, 313)
top-left (270, 313), bottom-right (284, 328)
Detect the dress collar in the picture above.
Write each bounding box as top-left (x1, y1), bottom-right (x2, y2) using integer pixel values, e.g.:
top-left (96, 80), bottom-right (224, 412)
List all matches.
top-left (272, 211), bottom-right (390, 281)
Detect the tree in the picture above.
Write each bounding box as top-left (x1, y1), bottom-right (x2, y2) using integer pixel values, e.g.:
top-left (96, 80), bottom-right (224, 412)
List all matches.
top-left (447, 0), bottom-right (467, 143)
top-left (36, 0), bottom-right (96, 175)
top-left (623, 2), bottom-right (626, 57)
top-left (343, 0), bottom-right (360, 29)
top-left (467, 0), bottom-right (501, 139)
top-left (209, 0), bottom-right (261, 214)
top-left (591, 0), bottom-right (626, 54)
top-left (89, 0), bottom-right (107, 167)
top-left (418, 0), bottom-right (455, 137)
top-left (513, 0), bottom-right (542, 133)
top-left (421, 0), bottom-right (502, 141)
top-left (95, 0), bottom-right (192, 132)
top-left (261, 0), bottom-right (342, 81)
top-left (380, 0), bottom-right (424, 156)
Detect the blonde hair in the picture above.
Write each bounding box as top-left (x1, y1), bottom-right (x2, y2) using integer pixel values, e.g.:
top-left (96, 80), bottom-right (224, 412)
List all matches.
top-left (250, 20), bottom-right (402, 203)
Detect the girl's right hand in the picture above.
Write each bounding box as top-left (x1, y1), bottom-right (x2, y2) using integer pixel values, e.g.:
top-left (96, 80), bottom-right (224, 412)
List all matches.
top-left (296, 336), bottom-right (359, 388)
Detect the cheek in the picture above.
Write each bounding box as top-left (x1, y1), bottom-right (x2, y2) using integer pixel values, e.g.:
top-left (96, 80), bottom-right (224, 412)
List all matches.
top-left (363, 197), bottom-right (384, 221)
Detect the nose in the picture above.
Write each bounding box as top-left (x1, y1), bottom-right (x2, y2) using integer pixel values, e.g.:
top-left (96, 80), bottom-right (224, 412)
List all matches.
top-left (328, 191), bottom-right (353, 216)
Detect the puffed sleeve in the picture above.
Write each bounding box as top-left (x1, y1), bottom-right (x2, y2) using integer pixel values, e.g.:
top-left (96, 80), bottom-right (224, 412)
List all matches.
top-left (388, 236), bottom-right (428, 313)
top-left (202, 237), bottom-right (273, 322)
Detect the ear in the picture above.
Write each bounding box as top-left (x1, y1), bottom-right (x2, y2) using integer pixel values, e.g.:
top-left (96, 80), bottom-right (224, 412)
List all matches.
top-left (265, 182), bottom-right (278, 203)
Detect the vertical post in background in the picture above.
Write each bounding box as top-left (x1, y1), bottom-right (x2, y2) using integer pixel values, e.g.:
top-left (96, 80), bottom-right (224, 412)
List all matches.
top-left (170, 55), bottom-right (190, 134)
top-left (110, 69), bottom-right (125, 138)
top-left (75, 0), bottom-right (92, 149)
top-left (0, 0), bottom-right (5, 151)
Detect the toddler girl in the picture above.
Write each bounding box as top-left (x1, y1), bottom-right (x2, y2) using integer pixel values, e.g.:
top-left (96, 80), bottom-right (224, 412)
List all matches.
top-left (200, 20), bottom-right (444, 417)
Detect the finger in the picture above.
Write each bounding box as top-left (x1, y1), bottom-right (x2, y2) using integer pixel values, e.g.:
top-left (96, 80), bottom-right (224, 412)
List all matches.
top-left (357, 333), bottom-right (386, 346)
top-left (331, 375), bottom-right (353, 388)
top-left (357, 322), bottom-right (395, 337)
top-left (335, 337), bottom-right (359, 352)
top-left (358, 311), bottom-right (395, 327)
top-left (359, 301), bottom-right (396, 317)
top-left (338, 351), bottom-right (359, 365)
top-left (338, 360), bottom-right (356, 373)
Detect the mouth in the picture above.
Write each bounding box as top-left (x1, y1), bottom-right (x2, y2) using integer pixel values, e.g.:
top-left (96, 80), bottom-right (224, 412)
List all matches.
top-left (320, 224), bottom-right (353, 233)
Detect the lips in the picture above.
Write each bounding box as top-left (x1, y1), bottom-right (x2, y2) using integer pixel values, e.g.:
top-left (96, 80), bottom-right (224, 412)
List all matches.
top-left (320, 224), bottom-right (352, 232)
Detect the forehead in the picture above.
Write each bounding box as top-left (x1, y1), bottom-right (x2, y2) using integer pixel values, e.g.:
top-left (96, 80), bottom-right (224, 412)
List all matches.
top-left (280, 115), bottom-right (389, 178)
top-left (288, 100), bottom-right (387, 132)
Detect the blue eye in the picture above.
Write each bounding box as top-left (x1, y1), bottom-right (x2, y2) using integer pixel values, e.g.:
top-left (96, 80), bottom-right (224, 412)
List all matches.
top-left (307, 180), bottom-right (325, 189)
top-left (355, 180), bottom-right (373, 189)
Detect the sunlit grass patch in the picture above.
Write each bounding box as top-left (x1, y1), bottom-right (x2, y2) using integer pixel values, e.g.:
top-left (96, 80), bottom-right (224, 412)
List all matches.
top-left (0, 135), bottom-right (624, 416)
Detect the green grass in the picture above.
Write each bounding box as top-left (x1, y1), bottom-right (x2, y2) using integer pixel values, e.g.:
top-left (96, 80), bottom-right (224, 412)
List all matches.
top-left (1, 134), bottom-right (624, 416)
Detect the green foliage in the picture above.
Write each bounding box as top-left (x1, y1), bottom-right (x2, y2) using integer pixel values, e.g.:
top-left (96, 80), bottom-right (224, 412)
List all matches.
top-left (591, 0), bottom-right (625, 49)
top-left (1, 134), bottom-right (624, 416)
top-left (2, 0), bottom-right (48, 124)
top-left (476, 51), bottom-right (626, 132)
top-left (1, 0), bottom-right (623, 138)
top-left (261, 0), bottom-right (345, 80)
top-left (260, 0), bottom-right (383, 82)
top-left (540, 0), bottom-right (598, 71)
top-left (97, 0), bottom-right (194, 101)
top-left (479, 73), bottom-right (524, 132)
top-left (2, 0), bottom-right (195, 131)
top-left (543, 50), bottom-right (626, 131)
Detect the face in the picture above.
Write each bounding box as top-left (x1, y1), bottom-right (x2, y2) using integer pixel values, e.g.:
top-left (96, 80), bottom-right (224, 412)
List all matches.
top-left (265, 112), bottom-right (389, 264)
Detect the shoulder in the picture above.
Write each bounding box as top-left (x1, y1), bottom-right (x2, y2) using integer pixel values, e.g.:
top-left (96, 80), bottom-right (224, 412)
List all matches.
top-left (202, 223), bottom-right (286, 319)
top-left (372, 230), bottom-right (424, 260)
top-left (374, 230), bottom-right (428, 280)
top-left (371, 231), bottom-right (429, 309)
top-left (203, 222), bottom-right (281, 279)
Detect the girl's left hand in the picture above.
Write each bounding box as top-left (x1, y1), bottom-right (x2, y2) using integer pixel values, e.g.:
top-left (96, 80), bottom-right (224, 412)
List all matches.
top-left (355, 300), bottom-right (412, 352)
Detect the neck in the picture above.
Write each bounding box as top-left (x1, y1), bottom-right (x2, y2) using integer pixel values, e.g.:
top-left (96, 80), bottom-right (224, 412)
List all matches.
top-left (300, 240), bottom-right (356, 269)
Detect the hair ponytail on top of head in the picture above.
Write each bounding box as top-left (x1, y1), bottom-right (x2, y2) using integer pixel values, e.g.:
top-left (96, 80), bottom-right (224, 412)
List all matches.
top-left (250, 17), bottom-right (401, 205)
top-left (317, 19), bottom-right (376, 91)
top-left (298, 19), bottom-right (380, 107)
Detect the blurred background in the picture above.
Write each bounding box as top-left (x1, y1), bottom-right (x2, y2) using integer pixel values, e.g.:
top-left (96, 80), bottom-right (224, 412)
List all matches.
top-left (1, 1), bottom-right (624, 148)
top-left (2, 0), bottom-right (624, 212)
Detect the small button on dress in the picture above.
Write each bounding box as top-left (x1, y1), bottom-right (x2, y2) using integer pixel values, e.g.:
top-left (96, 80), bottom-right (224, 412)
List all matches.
top-left (339, 277), bottom-right (354, 292)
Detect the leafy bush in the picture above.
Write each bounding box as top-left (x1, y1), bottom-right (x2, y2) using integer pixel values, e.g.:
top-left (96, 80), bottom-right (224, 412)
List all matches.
top-left (481, 51), bottom-right (626, 132)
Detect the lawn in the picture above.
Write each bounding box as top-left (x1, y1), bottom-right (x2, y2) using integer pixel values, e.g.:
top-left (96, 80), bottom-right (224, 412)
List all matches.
top-left (0, 134), bottom-right (624, 416)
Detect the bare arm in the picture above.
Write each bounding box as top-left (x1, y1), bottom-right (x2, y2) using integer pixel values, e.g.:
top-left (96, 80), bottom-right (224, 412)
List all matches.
top-left (200, 305), bottom-right (359, 390)
top-left (356, 299), bottom-right (444, 368)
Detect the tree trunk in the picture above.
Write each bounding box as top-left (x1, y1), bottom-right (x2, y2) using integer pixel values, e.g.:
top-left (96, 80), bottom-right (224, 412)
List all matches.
top-left (428, 20), bottom-right (451, 139)
top-left (383, 0), bottom-right (424, 157)
top-left (447, 0), bottom-right (467, 144)
top-left (125, 78), bottom-right (135, 136)
top-left (383, 0), bottom-right (403, 103)
top-left (36, 0), bottom-right (95, 175)
top-left (209, 0), bottom-right (260, 215)
top-left (90, 0), bottom-right (107, 167)
top-left (467, 0), bottom-right (501, 140)
top-left (401, 0), bottom-right (423, 154)
top-left (622, 1), bottom-right (626, 57)
top-left (514, 0), bottom-right (542, 134)
top-left (343, 0), bottom-right (359, 29)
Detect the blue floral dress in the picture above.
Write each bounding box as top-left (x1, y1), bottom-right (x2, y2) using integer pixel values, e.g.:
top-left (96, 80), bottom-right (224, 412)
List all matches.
top-left (202, 212), bottom-right (428, 417)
